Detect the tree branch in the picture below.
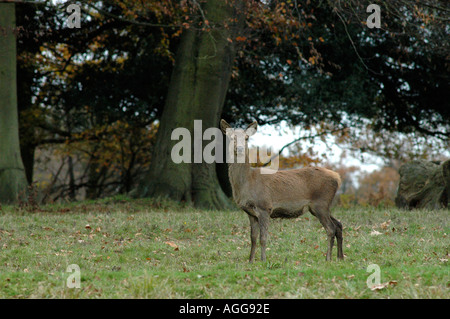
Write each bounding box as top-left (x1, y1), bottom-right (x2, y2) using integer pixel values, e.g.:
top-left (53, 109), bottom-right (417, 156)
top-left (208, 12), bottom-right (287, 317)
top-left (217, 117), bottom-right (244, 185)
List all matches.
top-left (332, 6), bottom-right (381, 75)
top-left (261, 127), bottom-right (347, 167)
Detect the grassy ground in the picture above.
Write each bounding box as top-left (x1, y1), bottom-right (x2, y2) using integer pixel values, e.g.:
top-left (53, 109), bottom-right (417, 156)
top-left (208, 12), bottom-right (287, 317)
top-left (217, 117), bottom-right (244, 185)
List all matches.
top-left (0, 196), bottom-right (448, 298)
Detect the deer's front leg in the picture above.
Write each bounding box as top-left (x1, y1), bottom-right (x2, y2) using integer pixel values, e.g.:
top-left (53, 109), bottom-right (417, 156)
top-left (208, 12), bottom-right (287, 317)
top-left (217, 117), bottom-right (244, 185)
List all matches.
top-left (256, 208), bottom-right (270, 262)
top-left (248, 215), bottom-right (259, 263)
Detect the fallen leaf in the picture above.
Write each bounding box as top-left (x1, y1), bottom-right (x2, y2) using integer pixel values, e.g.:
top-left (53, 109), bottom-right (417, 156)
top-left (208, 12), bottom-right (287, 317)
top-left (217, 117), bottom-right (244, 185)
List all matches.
top-left (164, 241), bottom-right (179, 251)
top-left (388, 280), bottom-right (398, 286)
top-left (380, 220), bottom-right (391, 230)
top-left (370, 230), bottom-right (382, 236)
top-left (370, 283), bottom-right (387, 291)
top-left (369, 280), bottom-right (398, 291)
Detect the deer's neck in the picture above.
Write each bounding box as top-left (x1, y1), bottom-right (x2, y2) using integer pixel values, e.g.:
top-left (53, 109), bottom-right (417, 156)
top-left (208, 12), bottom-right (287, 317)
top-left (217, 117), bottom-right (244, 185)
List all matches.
top-left (228, 161), bottom-right (252, 200)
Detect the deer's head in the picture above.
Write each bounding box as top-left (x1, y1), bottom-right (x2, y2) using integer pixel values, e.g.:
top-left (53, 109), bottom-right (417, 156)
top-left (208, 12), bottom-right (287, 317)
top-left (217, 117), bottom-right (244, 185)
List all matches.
top-left (220, 119), bottom-right (257, 162)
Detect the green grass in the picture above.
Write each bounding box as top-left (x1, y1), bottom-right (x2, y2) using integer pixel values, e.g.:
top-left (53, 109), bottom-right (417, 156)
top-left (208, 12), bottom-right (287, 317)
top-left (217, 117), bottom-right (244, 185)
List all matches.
top-left (0, 196), bottom-right (448, 298)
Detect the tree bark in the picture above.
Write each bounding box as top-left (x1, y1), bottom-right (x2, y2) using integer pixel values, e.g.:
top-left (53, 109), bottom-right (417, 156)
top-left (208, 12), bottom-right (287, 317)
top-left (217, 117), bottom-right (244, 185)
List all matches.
top-left (135, 0), bottom-right (240, 209)
top-left (0, 3), bottom-right (28, 204)
top-left (16, 4), bottom-right (38, 185)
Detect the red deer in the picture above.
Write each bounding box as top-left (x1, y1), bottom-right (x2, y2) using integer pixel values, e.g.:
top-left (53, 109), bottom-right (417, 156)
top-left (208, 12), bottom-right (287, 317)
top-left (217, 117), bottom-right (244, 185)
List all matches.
top-left (220, 119), bottom-right (344, 262)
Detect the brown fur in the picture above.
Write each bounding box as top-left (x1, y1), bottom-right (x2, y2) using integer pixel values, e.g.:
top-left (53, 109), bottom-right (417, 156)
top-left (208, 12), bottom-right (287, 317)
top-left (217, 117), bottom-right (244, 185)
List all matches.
top-left (221, 119), bottom-right (344, 262)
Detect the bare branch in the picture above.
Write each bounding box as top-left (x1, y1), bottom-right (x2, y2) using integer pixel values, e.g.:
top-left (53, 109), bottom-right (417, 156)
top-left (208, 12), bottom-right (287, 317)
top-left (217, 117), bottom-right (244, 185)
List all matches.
top-left (332, 6), bottom-right (381, 75)
top-left (261, 127), bottom-right (347, 167)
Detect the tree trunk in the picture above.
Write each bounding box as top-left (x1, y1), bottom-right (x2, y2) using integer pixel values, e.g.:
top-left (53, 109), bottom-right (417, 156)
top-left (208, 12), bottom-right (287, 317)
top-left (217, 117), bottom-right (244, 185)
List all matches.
top-left (0, 3), bottom-right (28, 204)
top-left (16, 4), bottom-right (37, 185)
top-left (135, 0), bottom-right (240, 209)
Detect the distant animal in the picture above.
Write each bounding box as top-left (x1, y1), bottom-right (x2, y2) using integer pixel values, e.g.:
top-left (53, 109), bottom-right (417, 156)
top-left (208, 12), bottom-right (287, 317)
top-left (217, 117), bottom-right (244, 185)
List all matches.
top-left (220, 119), bottom-right (344, 262)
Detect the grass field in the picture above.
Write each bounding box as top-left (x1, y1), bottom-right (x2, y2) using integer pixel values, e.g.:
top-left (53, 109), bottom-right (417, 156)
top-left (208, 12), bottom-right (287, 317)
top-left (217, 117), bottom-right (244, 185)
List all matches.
top-left (0, 196), bottom-right (448, 298)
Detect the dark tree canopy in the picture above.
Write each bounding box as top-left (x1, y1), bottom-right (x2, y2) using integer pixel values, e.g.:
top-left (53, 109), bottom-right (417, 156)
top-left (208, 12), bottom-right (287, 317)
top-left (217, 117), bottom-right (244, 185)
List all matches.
top-left (224, 1), bottom-right (450, 139)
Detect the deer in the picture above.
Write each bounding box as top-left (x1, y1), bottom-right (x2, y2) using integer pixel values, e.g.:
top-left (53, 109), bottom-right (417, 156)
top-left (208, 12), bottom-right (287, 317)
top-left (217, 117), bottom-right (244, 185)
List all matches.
top-left (220, 119), bottom-right (344, 262)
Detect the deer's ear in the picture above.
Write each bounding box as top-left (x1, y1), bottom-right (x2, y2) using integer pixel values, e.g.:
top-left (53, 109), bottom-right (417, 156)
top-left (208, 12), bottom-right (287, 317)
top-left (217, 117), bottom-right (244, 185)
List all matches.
top-left (245, 121), bottom-right (258, 136)
top-left (220, 119), bottom-right (231, 134)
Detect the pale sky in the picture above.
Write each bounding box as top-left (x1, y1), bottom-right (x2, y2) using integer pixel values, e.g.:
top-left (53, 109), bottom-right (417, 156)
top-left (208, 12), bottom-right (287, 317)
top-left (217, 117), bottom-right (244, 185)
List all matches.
top-left (248, 120), bottom-right (383, 172)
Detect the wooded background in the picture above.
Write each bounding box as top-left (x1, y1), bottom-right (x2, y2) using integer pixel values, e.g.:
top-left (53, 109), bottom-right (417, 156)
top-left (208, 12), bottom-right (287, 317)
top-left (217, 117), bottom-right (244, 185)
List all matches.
top-left (0, 0), bottom-right (448, 208)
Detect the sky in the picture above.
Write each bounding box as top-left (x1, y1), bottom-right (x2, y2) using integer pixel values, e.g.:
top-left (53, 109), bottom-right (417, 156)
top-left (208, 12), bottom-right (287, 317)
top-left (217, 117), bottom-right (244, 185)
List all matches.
top-left (248, 120), bottom-right (384, 172)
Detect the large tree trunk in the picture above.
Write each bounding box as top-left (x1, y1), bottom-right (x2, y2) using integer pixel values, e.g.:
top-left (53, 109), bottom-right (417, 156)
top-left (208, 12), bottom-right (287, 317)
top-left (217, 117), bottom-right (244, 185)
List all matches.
top-left (0, 3), bottom-right (28, 204)
top-left (135, 0), bottom-right (240, 209)
top-left (16, 4), bottom-right (37, 185)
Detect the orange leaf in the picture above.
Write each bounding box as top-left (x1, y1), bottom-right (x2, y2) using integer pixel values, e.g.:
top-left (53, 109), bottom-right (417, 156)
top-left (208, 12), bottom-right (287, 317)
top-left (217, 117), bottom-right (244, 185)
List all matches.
top-left (165, 241), bottom-right (179, 251)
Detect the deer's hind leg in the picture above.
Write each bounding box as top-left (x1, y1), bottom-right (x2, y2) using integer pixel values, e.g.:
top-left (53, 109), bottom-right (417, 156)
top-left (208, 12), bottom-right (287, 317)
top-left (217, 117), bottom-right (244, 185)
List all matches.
top-left (310, 204), bottom-right (336, 261)
top-left (331, 216), bottom-right (344, 260)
